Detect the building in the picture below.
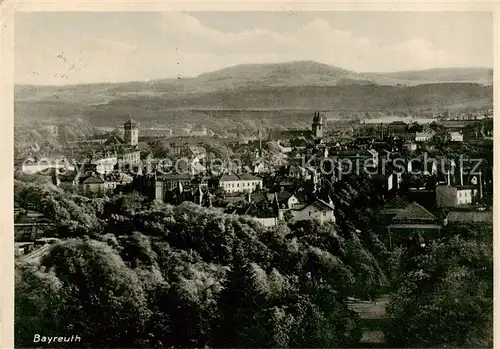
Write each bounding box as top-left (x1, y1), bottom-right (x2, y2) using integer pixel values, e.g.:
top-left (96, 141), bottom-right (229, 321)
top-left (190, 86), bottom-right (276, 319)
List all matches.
top-left (450, 131), bottom-right (464, 142)
top-left (190, 125), bottom-right (208, 137)
top-left (436, 184), bottom-right (476, 207)
top-left (153, 173), bottom-right (193, 202)
top-left (219, 173), bottom-right (263, 193)
top-left (444, 210), bottom-right (493, 227)
top-left (142, 127), bottom-right (173, 138)
top-left (387, 121), bottom-right (407, 137)
top-left (386, 202), bottom-right (442, 248)
top-left (312, 111), bottom-right (325, 139)
top-left (286, 199), bottom-right (336, 224)
top-left (378, 196), bottom-right (410, 227)
top-left (77, 173), bottom-right (113, 194)
top-left (124, 118), bottom-right (139, 146)
top-left (91, 154), bottom-right (118, 174)
top-left (275, 191), bottom-right (301, 209)
top-left (267, 112), bottom-right (325, 141)
top-left (415, 129), bottom-right (436, 142)
top-left (118, 150), bottom-right (141, 166)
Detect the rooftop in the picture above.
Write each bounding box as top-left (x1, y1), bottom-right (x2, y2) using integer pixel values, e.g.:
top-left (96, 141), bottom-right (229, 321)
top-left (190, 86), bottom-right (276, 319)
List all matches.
top-left (81, 174), bottom-right (105, 184)
top-left (220, 173), bottom-right (240, 181)
top-left (393, 202), bottom-right (436, 221)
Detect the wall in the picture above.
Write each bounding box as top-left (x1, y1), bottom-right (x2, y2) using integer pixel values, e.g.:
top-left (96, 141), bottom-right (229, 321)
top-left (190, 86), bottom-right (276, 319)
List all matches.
top-left (436, 185), bottom-right (457, 207)
top-left (291, 205), bottom-right (335, 224)
top-left (251, 217), bottom-right (278, 227)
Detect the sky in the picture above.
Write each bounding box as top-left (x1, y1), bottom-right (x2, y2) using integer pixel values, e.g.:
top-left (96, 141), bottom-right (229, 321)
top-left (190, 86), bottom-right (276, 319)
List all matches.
top-left (15, 11), bottom-right (493, 85)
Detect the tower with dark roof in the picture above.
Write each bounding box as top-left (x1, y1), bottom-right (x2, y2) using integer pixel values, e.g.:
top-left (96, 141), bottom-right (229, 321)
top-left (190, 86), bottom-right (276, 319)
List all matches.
top-left (312, 111), bottom-right (324, 139)
top-left (124, 118), bottom-right (139, 146)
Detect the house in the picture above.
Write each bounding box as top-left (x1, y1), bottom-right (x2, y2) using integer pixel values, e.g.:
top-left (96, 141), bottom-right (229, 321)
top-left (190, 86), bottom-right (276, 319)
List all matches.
top-left (378, 196), bottom-right (410, 226)
top-left (142, 127), bottom-right (173, 138)
top-left (450, 131), bottom-right (464, 142)
top-left (286, 198), bottom-right (336, 224)
top-left (405, 141), bottom-right (418, 152)
top-left (386, 202), bottom-right (442, 248)
top-left (444, 211), bottom-right (493, 227)
top-left (275, 191), bottom-right (301, 209)
top-left (91, 154), bottom-right (118, 174)
top-left (436, 184), bottom-right (476, 207)
top-left (14, 209), bottom-right (52, 241)
top-left (219, 173), bottom-right (263, 193)
top-left (415, 129), bottom-right (436, 142)
top-left (387, 121), bottom-right (407, 137)
top-left (77, 173), bottom-right (111, 194)
top-left (118, 149), bottom-right (141, 166)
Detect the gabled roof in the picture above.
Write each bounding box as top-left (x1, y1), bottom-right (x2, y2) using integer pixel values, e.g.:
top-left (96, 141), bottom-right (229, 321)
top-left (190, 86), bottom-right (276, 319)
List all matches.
top-left (238, 173), bottom-right (261, 181)
top-left (105, 135), bottom-right (124, 145)
top-left (276, 191), bottom-right (294, 203)
top-left (384, 196), bottom-right (411, 210)
top-left (393, 202), bottom-right (436, 221)
top-left (220, 173), bottom-right (240, 181)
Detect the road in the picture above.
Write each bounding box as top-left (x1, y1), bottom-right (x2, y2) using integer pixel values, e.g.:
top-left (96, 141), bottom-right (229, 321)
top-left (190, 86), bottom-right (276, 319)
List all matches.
top-left (348, 295), bottom-right (390, 348)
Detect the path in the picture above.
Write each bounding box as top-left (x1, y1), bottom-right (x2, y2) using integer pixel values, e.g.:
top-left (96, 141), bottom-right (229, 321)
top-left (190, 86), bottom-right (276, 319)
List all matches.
top-left (348, 295), bottom-right (390, 348)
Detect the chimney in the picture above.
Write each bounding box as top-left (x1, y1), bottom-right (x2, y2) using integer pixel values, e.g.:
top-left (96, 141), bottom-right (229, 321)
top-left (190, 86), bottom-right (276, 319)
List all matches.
top-left (460, 165), bottom-right (464, 186)
top-left (479, 170), bottom-right (483, 200)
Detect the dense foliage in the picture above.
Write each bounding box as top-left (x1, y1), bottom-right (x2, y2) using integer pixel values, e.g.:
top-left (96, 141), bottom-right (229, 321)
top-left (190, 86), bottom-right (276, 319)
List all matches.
top-left (383, 227), bottom-right (493, 348)
top-left (15, 180), bottom-right (390, 348)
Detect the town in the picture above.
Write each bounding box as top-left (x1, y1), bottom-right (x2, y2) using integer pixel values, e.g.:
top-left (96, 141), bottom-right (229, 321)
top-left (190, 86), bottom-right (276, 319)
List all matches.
top-left (16, 108), bottom-right (493, 241)
top-left (12, 10), bottom-right (494, 349)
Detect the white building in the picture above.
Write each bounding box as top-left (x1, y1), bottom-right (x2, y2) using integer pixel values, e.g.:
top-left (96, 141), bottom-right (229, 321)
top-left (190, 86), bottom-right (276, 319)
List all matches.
top-left (91, 155), bottom-right (118, 174)
top-left (287, 199), bottom-right (336, 224)
top-left (219, 173), bottom-right (263, 193)
top-left (436, 185), bottom-right (475, 207)
top-left (450, 131), bottom-right (464, 142)
top-left (415, 130), bottom-right (436, 142)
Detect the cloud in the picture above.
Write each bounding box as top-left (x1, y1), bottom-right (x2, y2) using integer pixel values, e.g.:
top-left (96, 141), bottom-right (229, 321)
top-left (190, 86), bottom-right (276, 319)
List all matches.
top-left (82, 36), bottom-right (139, 54)
top-left (15, 12), bottom-right (488, 85)
top-left (158, 12), bottom-right (467, 73)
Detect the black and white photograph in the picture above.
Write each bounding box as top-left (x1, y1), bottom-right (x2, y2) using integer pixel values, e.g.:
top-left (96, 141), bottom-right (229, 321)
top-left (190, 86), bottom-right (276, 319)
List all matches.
top-left (11, 6), bottom-right (495, 348)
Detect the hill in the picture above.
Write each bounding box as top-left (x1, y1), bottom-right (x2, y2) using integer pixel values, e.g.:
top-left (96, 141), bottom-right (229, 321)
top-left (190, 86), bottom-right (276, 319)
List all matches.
top-left (14, 61), bottom-right (493, 127)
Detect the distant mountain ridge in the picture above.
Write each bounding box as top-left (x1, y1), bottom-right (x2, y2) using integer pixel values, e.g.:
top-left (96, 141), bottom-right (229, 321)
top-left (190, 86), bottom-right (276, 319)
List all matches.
top-left (14, 60), bottom-right (493, 126)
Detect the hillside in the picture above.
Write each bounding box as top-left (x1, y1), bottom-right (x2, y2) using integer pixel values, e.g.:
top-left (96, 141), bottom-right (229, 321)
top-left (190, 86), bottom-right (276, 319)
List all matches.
top-left (363, 67), bottom-right (493, 85)
top-left (14, 61), bottom-right (493, 127)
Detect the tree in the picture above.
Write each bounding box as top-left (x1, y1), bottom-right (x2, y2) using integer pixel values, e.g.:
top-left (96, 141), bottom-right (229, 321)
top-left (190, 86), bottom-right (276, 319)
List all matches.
top-left (384, 233), bottom-right (493, 348)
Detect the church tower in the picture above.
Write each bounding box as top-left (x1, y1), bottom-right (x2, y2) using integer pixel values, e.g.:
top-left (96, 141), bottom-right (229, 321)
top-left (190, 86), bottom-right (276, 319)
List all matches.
top-left (124, 118), bottom-right (139, 146)
top-left (312, 111), bottom-right (324, 139)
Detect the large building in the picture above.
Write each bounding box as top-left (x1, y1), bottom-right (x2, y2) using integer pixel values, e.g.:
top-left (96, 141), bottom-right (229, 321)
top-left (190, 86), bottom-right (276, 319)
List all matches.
top-left (219, 173), bottom-right (263, 193)
top-left (312, 111), bottom-right (324, 139)
top-left (124, 118), bottom-right (139, 146)
top-left (268, 112), bottom-right (326, 141)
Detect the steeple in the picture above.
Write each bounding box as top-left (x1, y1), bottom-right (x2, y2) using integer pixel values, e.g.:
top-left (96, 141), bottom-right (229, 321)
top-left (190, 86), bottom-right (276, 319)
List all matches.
top-left (312, 111), bottom-right (324, 139)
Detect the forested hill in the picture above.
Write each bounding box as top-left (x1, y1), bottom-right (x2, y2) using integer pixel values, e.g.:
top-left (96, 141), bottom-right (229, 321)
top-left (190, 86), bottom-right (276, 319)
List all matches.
top-left (14, 61), bottom-right (493, 125)
top-left (15, 174), bottom-right (388, 348)
top-left (14, 169), bottom-right (493, 348)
